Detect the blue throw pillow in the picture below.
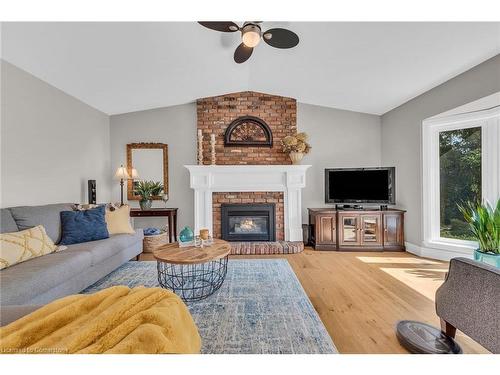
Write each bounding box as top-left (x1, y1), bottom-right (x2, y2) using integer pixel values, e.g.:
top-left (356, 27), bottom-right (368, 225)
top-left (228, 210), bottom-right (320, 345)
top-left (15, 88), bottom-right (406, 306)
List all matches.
top-left (59, 205), bottom-right (109, 245)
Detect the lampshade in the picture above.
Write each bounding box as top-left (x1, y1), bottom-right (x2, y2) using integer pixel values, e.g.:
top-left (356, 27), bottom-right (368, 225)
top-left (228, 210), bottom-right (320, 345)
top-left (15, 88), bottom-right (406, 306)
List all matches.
top-left (130, 168), bottom-right (139, 179)
top-left (114, 165), bottom-right (130, 180)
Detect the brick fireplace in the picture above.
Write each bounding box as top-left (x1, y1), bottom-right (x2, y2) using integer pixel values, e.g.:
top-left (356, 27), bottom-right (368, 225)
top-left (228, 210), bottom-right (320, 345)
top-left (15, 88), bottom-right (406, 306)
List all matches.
top-left (189, 91), bottom-right (307, 254)
top-left (185, 164), bottom-right (309, 241)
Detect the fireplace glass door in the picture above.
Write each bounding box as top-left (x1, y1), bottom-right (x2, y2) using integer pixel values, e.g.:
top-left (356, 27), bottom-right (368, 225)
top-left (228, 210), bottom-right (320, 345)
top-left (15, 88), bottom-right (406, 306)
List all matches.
top-left (221, 204), bottom-right (276, 242)
top-left (229, 216), bottom-right (269, 236)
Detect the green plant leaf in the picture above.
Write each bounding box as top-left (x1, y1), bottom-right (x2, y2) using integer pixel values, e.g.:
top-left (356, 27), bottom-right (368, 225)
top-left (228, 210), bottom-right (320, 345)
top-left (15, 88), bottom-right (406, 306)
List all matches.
top-left (133, 180), bottom-right (164, 201)
top-left (459, 198), bottom-right (500, 254)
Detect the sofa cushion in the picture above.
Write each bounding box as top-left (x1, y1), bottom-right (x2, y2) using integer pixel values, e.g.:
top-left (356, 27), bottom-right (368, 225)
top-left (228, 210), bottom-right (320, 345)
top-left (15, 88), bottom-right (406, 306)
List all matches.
top-left (0, 248), bottom-right (92, 305)
top-left (9, 203), bottom-right (74, 244)
top-left (67, 229), bottom-right (143, 266)
top-left (60, 206), bottom-right (109, 245)
top-left (0, 209), bottom-right (18, 234)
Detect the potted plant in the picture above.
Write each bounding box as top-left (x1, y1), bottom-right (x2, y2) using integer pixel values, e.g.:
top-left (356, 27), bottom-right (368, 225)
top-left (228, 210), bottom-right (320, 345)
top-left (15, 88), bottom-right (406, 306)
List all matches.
top-left (458, 199), bottom-right (500, 268)
top-left (281, 132), bottom-right (311, 164)
top-left (134, 180), bottom-right (164, 210)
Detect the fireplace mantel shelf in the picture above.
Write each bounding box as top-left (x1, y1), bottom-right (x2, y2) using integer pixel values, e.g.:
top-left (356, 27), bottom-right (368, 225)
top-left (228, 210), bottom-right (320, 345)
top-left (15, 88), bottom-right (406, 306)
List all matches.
top-left (185, 165), bottom-right (311, 171)
top-left (185, 164), bottom-right (311, 241)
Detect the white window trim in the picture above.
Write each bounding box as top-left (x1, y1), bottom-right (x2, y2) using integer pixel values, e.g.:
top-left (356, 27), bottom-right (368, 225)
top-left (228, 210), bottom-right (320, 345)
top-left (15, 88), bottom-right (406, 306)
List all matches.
top-left (422, 106), bottom-right (500, 254)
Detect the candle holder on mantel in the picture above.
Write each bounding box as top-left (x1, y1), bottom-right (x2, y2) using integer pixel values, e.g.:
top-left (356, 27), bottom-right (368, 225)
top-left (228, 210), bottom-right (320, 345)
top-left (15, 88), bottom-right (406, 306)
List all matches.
top-left (210, 134), bottom-right (216, 165)
top-left (197, 129), bottom-right (204, 165)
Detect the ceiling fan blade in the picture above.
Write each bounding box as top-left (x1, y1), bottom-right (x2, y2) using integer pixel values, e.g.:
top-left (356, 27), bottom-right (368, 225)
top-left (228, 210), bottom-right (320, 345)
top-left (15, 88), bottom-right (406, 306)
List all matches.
top-left (198, 21), bottom-right (240, 32)
top-left (234, 43), bottom-right (253, 64)
top-left (262, 28), bottom-right (299, 49)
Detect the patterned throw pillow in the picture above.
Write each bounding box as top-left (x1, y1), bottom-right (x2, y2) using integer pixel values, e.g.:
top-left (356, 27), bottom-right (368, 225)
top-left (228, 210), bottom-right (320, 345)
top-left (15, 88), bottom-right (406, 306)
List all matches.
top-left (72, 203), bottom-right (121, 211)
top-left (0, 225), bottom-right (57, 270)
top-left (72, 203), bottom-right (100, 211)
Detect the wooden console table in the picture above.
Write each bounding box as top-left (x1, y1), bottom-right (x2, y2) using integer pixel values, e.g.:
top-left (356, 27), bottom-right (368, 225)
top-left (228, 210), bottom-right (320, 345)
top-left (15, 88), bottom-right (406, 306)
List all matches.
top-left (130, 208), bottom-right (178, 243)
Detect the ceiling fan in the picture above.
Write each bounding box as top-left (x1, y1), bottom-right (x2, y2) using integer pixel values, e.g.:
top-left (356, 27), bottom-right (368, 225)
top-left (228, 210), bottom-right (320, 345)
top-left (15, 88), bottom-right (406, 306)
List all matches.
top-left (198, 21), bottom-right (299, 63)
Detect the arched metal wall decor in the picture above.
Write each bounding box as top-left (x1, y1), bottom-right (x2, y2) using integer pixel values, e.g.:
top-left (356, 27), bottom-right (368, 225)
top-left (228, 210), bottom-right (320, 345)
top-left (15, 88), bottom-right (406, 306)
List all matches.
top-left (224, 116), bottom-right (273, 147)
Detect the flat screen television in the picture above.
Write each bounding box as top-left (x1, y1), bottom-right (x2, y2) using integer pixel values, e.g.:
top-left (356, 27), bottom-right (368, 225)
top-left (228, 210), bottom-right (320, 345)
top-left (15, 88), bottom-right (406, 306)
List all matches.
top-left (325, 167), bottom-right (395, 204)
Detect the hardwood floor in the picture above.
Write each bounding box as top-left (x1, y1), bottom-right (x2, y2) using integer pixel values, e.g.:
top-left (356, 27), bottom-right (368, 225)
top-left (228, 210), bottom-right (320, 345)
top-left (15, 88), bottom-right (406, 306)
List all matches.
top-left (140, 248), bottom-right (488, 353)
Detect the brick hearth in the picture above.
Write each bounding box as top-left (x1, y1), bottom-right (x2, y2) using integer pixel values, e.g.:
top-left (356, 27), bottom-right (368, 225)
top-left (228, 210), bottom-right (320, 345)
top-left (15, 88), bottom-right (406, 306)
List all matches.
top-left (229, 241), bottom-right (304, 255)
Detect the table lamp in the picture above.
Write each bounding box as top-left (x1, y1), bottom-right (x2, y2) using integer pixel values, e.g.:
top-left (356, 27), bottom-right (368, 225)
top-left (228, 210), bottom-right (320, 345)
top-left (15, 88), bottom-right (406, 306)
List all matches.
top-left (130, 168), bottom-right (139, 179)
top-left (114, 165), bottom-right (130, 206)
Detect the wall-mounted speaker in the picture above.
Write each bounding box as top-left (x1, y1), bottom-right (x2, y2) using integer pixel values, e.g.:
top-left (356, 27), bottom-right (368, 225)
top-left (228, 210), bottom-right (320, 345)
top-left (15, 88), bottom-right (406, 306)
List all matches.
top-left (88, 180), bottom-right (96, 204)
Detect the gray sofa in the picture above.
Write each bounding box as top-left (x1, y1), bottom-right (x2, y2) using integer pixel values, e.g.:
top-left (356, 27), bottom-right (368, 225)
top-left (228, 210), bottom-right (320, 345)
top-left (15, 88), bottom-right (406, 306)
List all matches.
top-left (0, 203), bottom-right (143, 306)
top-left (436, 257), bottom-right (500, 354)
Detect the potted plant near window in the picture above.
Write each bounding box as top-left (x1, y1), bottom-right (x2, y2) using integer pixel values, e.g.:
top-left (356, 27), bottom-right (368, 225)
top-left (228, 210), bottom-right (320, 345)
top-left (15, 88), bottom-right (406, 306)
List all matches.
top-left (134, 180), bottom-right (164, 210)
top-left (458, 199), bottom-right (500, 268)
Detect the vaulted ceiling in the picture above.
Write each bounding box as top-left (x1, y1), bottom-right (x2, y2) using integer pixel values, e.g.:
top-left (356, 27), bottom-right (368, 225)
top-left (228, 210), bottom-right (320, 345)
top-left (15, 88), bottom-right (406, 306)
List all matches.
top-left (2, 22), bottom-right (499, 115)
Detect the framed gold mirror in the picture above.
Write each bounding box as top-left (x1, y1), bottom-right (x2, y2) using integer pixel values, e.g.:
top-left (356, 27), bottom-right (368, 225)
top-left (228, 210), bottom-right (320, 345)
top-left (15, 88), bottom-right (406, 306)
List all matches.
top-left (127, 143), bottom-right (168, 200)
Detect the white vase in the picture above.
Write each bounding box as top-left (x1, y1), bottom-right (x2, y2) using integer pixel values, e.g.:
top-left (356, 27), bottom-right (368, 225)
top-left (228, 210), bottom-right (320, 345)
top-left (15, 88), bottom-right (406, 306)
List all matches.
top-left (289, 152), bottom-right (304, 164)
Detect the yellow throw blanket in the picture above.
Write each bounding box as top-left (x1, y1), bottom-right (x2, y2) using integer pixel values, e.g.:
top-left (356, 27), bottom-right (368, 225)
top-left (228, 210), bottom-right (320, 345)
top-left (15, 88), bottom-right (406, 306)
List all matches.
top-left (0, 286), bottom-right (201, 354)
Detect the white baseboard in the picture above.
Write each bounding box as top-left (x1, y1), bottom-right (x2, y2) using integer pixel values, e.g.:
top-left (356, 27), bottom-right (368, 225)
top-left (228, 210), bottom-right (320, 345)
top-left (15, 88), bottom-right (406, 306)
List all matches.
top-left (405, 242), bottom-right (473, 262)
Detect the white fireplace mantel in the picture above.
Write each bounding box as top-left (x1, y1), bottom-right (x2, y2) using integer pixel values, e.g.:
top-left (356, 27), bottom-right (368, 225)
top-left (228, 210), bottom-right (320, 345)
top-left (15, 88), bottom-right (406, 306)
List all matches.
top-left (185, 165), bottom-right (311, 241)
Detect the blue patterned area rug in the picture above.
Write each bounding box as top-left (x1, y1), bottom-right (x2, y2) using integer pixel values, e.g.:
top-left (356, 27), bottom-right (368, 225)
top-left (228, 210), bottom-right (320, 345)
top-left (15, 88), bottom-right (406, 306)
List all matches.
top-left (83, 259), bottom-right (337, 354)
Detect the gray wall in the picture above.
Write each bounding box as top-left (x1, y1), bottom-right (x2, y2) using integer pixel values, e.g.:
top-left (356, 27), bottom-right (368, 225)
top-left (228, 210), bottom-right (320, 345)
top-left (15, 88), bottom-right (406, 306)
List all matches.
top-left (109, 104), bottom-right (197, 230)
top-left (298, 103), bottom-right (382, 222)
top-left (0, 61), bottom-right (111, 207)
top-left (381, 54), bottom-right (500, 246)
top-left (109, 102), bottom-right (382, 230)
top-left (5, 52), bottom-right (496, 246)
top-left (1, 60), bottom-right (381, 231)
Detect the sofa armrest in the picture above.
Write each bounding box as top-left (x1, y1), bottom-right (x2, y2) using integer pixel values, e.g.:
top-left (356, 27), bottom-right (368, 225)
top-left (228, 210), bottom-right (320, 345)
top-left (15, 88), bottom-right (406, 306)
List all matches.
top-left (435, 257), bottom-right (500, 353)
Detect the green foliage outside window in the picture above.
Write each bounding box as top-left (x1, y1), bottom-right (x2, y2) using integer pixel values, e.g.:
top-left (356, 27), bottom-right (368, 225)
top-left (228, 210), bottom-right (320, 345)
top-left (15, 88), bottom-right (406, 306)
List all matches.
top-left (439, 127), bottom-right (481, 240)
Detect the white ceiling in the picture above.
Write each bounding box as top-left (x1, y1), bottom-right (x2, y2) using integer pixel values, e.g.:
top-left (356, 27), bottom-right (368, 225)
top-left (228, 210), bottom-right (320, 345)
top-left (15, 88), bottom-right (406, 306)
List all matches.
top-left (2, 22), bottom-right (499, 115)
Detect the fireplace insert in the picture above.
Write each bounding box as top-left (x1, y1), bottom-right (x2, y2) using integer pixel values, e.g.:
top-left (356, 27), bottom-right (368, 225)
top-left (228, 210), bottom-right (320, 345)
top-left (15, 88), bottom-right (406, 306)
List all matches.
top-left (221, 203), bottom-right (276, 242)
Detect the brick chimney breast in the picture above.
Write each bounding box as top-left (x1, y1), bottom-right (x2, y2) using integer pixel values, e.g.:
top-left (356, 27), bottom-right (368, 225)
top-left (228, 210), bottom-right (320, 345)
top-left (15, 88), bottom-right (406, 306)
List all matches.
top-left (196, 91), bottom-right (297, 165)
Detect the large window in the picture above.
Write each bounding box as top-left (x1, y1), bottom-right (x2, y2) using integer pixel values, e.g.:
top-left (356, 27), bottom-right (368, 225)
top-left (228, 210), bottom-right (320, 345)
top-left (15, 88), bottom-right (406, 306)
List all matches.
top-left (423, 107), bottom-right (499, 253)
top-left (439, 127), bottom-right (482, 240)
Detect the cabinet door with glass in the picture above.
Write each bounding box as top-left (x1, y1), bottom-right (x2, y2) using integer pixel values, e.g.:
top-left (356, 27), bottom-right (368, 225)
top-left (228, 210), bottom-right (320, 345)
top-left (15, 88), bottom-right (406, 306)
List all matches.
top-left (360, 214), bottom-right (383, 247)
top-left (338, 213), bottom-right (361, 246)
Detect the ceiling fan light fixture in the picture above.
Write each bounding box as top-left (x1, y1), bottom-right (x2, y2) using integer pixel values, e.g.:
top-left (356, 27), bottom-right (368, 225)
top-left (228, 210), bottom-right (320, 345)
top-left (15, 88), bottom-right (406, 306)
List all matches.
top-left (241, 25), bottom-right (261, 48)
top-left (198, 22), bottom-right (299, 63)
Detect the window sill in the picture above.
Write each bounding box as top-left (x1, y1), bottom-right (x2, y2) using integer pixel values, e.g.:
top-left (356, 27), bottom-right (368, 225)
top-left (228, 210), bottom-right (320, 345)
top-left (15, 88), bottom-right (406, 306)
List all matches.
top-left (423, 239), bottom-right (476, 255)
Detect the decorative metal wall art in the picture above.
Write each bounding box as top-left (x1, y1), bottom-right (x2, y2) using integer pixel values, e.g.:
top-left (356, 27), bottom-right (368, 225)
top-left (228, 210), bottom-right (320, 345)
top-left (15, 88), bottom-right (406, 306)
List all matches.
top-left (224, 116), bottom-right (273, 147)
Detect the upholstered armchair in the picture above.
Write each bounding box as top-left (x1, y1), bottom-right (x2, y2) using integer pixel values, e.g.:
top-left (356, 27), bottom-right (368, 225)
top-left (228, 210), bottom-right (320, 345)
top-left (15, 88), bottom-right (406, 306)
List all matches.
top-left (435, 257), bottom-right (499, 353)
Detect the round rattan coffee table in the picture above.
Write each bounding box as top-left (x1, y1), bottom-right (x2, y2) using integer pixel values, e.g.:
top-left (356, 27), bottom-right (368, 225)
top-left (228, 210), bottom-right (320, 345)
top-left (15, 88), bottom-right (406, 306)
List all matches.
top-left (153, 239), bottom-right (231, 302)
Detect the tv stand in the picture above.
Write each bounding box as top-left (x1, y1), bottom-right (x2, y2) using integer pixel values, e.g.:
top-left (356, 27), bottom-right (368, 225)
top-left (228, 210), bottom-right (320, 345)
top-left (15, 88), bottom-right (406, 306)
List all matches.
top-left (308, 208), bottom-right (405, 251)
